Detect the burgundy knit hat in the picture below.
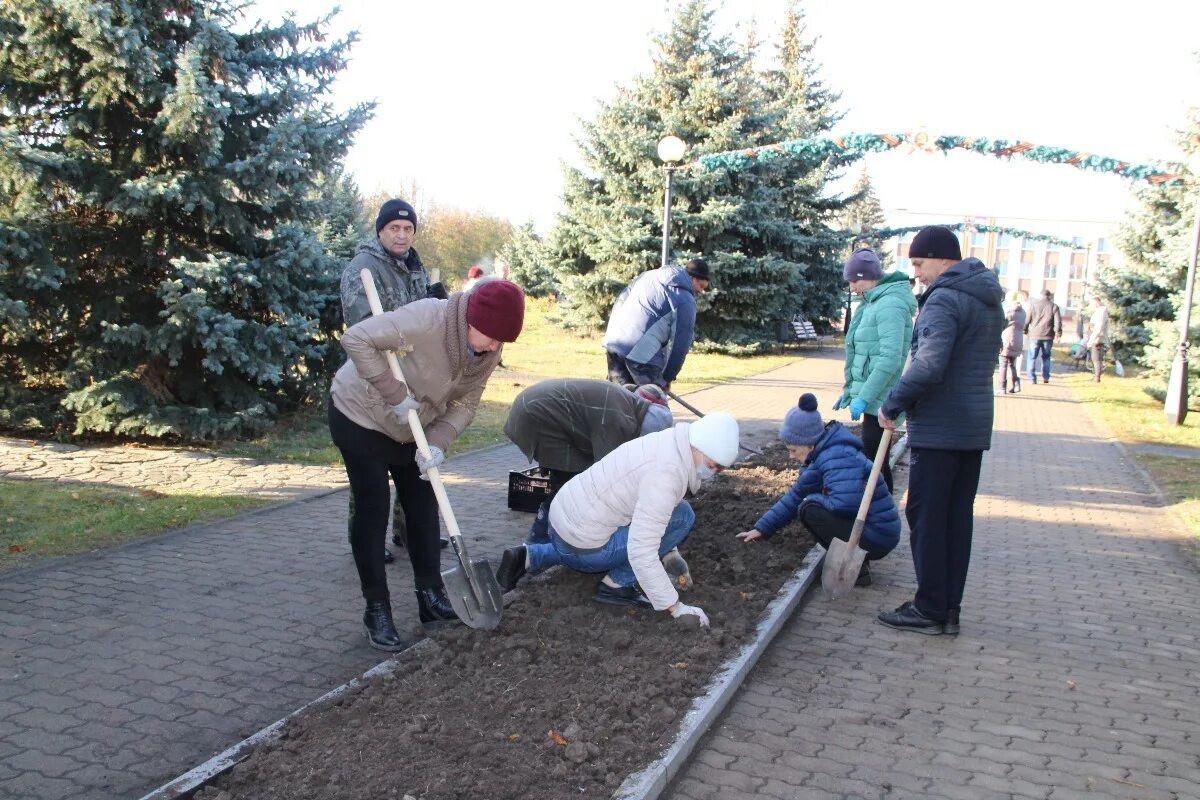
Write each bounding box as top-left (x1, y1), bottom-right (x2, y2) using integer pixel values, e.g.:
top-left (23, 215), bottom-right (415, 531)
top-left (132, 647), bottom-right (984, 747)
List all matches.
top-left (466, 280), bottom-right (525, 342)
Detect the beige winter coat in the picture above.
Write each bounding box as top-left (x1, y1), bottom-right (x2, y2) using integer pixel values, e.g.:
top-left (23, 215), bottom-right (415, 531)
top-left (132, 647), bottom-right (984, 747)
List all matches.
top-left (549, 423), bottom-right (699, 611)
top-left (330, 293), bottom-right (501, 451)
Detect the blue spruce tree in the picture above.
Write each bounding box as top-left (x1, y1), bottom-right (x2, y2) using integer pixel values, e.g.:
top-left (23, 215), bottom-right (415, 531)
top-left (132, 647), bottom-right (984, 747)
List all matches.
top-left (0, 3), bottom-right (370, 438)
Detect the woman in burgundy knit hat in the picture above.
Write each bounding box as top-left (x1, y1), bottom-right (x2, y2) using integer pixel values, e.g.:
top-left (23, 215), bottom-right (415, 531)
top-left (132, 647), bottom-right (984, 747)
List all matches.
top-left (329, 280), bottom-right (525, 650)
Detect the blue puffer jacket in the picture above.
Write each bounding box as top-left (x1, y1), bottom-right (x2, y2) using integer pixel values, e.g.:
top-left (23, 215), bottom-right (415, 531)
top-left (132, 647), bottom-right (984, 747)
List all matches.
top-left (881, 258), bottom-right (1005, 451)
top-left (603, 264), bottom-right (697, 385)
top-left (754, 422), bottom-right (901, 554)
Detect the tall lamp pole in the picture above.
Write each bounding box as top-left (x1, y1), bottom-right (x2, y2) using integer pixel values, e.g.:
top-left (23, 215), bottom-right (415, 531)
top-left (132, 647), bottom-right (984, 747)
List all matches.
top-left (1165, 163), bottom-right (1199, 425)
top-left (657, 135), bottom-right (686, 268)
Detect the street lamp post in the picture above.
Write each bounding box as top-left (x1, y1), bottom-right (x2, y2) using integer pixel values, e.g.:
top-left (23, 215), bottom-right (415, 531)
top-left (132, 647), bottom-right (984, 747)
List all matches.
top-left (657, 135), bottom-right (686, 269)
top-left (1164, 177), bottom-right (1199, 425)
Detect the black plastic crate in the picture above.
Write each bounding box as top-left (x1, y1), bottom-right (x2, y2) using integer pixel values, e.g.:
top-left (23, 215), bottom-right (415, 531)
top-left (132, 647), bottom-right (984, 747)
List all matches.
top-left (507, 467), bottom-right (551, 513)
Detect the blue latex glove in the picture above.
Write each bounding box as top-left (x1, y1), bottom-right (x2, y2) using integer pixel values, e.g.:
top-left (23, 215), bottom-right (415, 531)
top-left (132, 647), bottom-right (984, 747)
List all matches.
top-left (849, 397), bottom-right (867, 421)
top-left (832, 392), bottom-right (851, 410)
top-left (415, 446), bottom-right (445, 480)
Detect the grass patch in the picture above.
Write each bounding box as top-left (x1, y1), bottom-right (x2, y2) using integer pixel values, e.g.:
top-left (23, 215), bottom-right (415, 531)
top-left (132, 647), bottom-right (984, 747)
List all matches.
top-left (0, 479), bottom-right (268, 572)
top-left (216, 297), bottom-right (802, 464)
top-left (1059, 356), bottom-right (1199, 537)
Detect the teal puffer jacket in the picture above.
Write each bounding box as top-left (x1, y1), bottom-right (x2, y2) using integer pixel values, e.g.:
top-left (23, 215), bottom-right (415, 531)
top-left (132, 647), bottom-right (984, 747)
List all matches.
top-left (842, 271), bottom-right (918, 415)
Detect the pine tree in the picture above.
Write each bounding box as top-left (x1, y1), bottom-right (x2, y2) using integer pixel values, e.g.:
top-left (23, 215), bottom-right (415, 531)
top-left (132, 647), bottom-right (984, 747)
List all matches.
top-left (501, 223), bottom-right (557, 297)
top-left (837, 170), bottom-right (890, 263)
top-left (550, 0), bottom-right (847, 349)
top-left (0, 3), bottom-right (370, 439)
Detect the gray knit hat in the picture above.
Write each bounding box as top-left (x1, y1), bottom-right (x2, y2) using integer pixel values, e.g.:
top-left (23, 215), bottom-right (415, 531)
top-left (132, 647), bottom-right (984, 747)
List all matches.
top-left (780, 393), bottom-right (825, 446)
top-left (843, 248), bottom-right (883, 281)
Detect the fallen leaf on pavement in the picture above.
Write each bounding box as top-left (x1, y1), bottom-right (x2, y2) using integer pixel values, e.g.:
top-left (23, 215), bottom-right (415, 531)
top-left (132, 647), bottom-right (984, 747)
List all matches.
top-left (547, 730), bottom-right (568, 746)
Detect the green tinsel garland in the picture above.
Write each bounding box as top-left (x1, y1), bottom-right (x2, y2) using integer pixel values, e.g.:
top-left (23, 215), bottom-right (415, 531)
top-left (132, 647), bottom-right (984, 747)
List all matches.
top-left (693, 132), bottom-right (1187, 186)
top-left (843, 222), bottom-right (1077, 249)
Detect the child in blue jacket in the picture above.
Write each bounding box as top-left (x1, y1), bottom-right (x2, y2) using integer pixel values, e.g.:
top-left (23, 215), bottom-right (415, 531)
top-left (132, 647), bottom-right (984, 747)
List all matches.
top-left (737, 393), bottom-right (901, 586)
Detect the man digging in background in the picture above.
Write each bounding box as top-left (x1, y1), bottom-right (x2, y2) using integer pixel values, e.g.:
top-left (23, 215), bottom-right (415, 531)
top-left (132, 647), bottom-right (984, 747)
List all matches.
top-left (495, 412), bottom-right (742, 627)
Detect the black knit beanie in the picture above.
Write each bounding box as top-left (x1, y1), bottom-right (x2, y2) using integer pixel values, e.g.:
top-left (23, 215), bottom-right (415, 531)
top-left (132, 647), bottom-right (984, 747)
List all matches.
top-left (908, 226), bottom-right (961, 261)
top-left (376, 199), bottom-right (418, 234)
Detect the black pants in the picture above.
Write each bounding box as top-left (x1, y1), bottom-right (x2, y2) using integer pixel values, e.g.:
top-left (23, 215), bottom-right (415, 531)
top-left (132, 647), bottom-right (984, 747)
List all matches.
top-left (1000, 355), bottom-right (1019, 388)
top-left (906, 447), bottom-right (983, 621)
top-left (860, 413), bottom-right (893, 494)
top-left (799, 500), bottom-right (890, 561)
top-left (606, 350), bottom-right (661, 388)
top-left (329, 403), bottom-right (442, 602)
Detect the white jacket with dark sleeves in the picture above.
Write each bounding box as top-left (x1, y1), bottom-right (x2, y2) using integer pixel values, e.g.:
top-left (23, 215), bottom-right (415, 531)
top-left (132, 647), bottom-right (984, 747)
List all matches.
top-left (548, 424), bottom-right (699, 611)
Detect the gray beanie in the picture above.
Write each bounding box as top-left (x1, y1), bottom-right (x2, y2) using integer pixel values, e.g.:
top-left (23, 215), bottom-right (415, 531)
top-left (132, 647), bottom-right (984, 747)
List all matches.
top-left (780, 393), bottom-right (825, 446)
top-left (843, 248), bottom-right (883, 281)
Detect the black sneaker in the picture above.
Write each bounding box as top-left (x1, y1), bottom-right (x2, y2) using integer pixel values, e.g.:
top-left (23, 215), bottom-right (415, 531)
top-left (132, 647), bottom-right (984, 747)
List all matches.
top-left (855, 562), bottom-right (872, 587)
top-left (593, 581), bottom-right (652, 609)
top-left (495, 546), bottom-right (527, 592)
top-left (877, 601), bottom-right (944, 635)
top-left (943, 609), bottom-right (960, 636)
top-left (382, 548), bottom-right (394, 564)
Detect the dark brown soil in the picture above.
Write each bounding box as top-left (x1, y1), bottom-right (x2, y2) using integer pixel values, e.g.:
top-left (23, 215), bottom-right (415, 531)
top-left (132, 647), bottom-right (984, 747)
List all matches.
top-left (202, 445), bottom-right (812, 800)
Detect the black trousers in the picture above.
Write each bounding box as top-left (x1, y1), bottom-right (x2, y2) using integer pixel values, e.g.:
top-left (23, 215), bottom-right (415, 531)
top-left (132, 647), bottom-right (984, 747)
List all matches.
top-left (605, 350), bottom-right (662, 388)
top-left (906, 447), bottom-right (983, 621)
top-left (860, 413), bottom-right (893, 494)
top-left (329, 403), bottom-right (442, 602)
top-left (799, 500), bottom-right (890, 561)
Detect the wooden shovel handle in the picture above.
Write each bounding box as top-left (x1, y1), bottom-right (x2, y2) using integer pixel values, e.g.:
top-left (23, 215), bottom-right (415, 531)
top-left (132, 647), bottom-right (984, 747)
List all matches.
top-left (845, 428), bottom-right (892, 553)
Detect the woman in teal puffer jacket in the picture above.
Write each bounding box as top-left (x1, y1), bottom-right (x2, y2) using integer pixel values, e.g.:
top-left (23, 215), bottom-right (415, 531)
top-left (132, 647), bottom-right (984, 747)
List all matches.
top-left (835, 248), bottom-right (918, 492)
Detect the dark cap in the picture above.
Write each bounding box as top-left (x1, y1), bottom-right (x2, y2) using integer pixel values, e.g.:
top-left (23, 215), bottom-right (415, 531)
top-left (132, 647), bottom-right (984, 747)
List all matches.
top-left (908, 226), bottom-right (961, 261)
top-left (376, 199), bottom-right (418, 234)
top-left (685, 258), bottom-right (711, 281)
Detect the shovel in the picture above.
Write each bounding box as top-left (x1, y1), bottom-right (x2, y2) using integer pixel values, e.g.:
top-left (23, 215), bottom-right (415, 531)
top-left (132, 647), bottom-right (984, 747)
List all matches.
top-left (359, 269), bottom-right (504, 630)
top-left (663, 388), bottom-right (762, 456)
top-left (821, 427), bottom-right (892, 600)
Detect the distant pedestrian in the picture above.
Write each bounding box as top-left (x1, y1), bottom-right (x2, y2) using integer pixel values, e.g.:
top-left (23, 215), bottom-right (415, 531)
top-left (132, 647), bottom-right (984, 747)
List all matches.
top-left (463, 265), bottom-right (484, 291)
top-left (834, 247), bottom-right (917, 493)
top-left (503, 380), bottom-right (673, 545)
top-left (1086, 300), bottom-right (1110, 382)
top-left (736, 393), bottom-right (900, 588)
top-left (877, 226), bottom-right (1004, 636)
top-left (603, 259), bottom-right (710, 389)
top-left (1000, 295), bottom-right (1027, 394)
top-left (1024, 289), bottom-right (1063, 384)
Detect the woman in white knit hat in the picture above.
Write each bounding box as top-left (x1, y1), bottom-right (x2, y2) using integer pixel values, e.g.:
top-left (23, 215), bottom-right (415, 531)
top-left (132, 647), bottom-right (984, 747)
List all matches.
top-left (494, 412), bottom-right (740, 628)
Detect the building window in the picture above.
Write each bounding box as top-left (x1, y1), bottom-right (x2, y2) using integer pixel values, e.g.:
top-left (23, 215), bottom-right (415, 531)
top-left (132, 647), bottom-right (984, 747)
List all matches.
top-left (1072, 236), bottom-right (1084, 249)
top-left (993, 261), bottom-right (1008, 276)
top-left (1044, 263), bottom-right (1058, 279)
top-left (897, 256), bottom-right (911, 271)
top-left (1069, 263), bottom-right (1086, 280)
top-left (901, 231), bottom-right (915, 242)
top-left (971, 230), bottom-right (987, 246)
top-left (1097, 238), bottom-right (1109, 252)
top-left (1020, 262), bottom-right (1033, 278)
top-left (1022, 237), bottom-right (1038, 250)
top-left (998, 233), bottom-right (1015, 247)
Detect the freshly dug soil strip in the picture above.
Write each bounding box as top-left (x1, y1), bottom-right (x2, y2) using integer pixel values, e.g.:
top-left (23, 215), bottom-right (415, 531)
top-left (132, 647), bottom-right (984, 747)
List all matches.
top-left (202, 445), bottom-right (811, 800)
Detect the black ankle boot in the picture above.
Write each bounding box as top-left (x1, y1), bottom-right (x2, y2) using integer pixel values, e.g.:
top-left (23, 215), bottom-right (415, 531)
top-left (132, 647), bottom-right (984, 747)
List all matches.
top-left (363, 600), bottom-right (404, 652)
top-left (416, 586), bottom-right (459, 624)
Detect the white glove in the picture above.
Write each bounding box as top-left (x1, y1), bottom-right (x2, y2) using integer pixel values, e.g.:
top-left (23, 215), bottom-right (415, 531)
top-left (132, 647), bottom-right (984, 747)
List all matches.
top-left (669, 602), bottom-right (709, 627)
top-left (391, 394), bottom-right (421, 419)
top-left (415, 446), bottom-right (444, 480)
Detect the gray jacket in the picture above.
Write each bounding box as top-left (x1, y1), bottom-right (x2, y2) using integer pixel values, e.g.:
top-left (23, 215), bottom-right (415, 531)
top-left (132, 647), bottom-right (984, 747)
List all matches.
top-left (881, 258), bottom-right (1005, 451)
top-left (1024, 297), bottom-right (1062, 340)
top-left (340, 239), bottom-right (431, 326)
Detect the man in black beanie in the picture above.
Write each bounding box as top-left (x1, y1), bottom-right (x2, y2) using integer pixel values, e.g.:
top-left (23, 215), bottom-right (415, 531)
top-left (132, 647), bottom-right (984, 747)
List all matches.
top-left (339, 198), bottom-right (450, 559)
top-left (876, 225), bottom-right (1004, 635)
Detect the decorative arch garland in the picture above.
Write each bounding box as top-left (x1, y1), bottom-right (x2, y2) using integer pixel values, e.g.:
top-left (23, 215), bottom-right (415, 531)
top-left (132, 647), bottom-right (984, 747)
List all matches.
top-left (691, 132), bottom-right (1188, 186)
top-left (846, 222), bottom-right (1079, 250)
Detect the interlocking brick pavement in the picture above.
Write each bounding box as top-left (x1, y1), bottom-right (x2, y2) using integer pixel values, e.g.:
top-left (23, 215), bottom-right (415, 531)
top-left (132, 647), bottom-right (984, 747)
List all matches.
top-left (665, 358), bottom-right (1200, 799)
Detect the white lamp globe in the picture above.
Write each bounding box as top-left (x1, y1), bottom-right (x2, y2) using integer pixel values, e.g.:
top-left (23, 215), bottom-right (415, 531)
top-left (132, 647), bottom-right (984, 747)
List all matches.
top-left (657, 135), bottom-right (686, 164)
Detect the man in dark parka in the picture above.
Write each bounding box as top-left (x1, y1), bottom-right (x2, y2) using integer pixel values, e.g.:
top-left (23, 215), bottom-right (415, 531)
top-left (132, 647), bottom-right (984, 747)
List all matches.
top-left (878, 226), bottom-right (1005, 636)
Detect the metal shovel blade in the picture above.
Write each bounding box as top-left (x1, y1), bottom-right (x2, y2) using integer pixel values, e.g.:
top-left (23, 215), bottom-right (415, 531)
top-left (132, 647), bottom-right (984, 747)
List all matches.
top-left (821, 530), bottom-right (868, 601)
top-left (442, 556), bottom-right (504, 630)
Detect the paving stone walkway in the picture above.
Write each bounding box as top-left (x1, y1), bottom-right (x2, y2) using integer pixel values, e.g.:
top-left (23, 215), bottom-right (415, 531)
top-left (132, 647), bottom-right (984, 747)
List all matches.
top-left (665, 362), bottom-right (1200, 799)
top-left (2, 350), bottom-right (1195, 800)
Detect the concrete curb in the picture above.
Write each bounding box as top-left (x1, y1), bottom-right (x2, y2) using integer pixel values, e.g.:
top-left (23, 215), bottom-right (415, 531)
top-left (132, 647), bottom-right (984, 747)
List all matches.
top-left (612, 544), bottom-right (825, 800)
top-left (138, 639), bottom-right (434, 800)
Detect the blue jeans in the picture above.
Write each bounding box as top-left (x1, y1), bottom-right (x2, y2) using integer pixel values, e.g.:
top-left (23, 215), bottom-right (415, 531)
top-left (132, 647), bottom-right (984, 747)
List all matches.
top-left (1032, 339), bottom-right (1053, 380)
top-left (527, 501), bottom-right (695, 586)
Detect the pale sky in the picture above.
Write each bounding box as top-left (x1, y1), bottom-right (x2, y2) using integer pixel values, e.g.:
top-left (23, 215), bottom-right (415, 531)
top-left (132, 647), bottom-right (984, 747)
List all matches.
top-left (249, 0), bottom-right (1199, 238)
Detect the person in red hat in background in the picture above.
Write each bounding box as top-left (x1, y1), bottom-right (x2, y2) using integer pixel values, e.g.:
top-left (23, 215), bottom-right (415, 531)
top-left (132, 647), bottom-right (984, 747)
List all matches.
top-left (329, 280), bottom-right (526, 650)
top-left (463, 265), bottom-right (484, 291)
top-left (503, 379), bottom-right (674, 546)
